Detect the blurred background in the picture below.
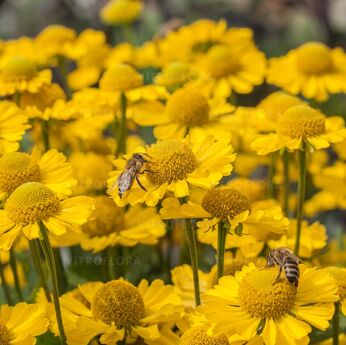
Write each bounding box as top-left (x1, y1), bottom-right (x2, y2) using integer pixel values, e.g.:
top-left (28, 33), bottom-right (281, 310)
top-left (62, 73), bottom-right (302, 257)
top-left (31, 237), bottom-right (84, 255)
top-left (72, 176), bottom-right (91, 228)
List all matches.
top-left (1, 0), bottom-right (346, 54)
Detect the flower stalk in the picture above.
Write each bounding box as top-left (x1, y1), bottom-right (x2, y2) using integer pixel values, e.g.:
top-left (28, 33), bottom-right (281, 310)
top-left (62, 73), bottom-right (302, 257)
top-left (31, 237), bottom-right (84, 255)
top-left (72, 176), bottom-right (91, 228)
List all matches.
top-left (332, 302), bottom-right (340, 345)
top-left (116, 91), bottom-right (127, 156)
top-left (294, 141), bottom-right (307, 256)
top-left (9, 248), bottom-right (23, 301)
top-left (179, 197), bottom-right (201, 306)
top-left (217, 221), bottom-right (228, 280)
top-left (282, 150), bottom-right (290, 215)
top-left (39, 222), bottom-right (67, 345)
top-left (0, 260), bottom-right (13, 305)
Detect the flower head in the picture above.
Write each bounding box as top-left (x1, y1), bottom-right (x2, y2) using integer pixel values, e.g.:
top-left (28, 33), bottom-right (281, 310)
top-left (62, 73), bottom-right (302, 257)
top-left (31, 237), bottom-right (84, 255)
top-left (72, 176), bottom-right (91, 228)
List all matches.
top-left (199, 264), bottom-right (338, 345)
top-left (108, 135), bottom-right (235, 206)
top-left (0, 57), bottom-right (52, 95)
top-left (267, 42), bottom-right (346, 102)
top-left (65, 279), bottom-right (184, 345)
top-left (180, 327), bottom-right (230, 345)
top-left (0, 182), bottom-right (94, 250)
top-left (100, 0), bottom-right (143, 25)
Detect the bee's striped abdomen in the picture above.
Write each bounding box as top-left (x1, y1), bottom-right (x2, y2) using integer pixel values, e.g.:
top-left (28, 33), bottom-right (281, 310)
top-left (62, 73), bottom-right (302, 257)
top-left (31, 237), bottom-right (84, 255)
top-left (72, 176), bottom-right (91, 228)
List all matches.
top-left (283, 258), bottom-right (300, 286)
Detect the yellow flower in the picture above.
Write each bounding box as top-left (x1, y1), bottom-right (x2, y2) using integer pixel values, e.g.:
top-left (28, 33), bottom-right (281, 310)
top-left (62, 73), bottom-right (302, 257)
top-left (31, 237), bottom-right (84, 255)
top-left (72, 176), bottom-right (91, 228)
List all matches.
top-left (133, 86), bottom-right (234, 142)
top-left (267, 42), bottom-right (346, 102)
top-left (80, 196), bottom-right (165, 252)
top-left (0, 149), bottom-right (76, 201)
top-left (20, 83), bottom-right (66, 120)
top-left (64, 279), bottom-right (184, 344)
top-left (100, 63), bottom-right (143, 92)
top-left (0, 57), bottom-right (52, 96)
top-left (197, 43), bottom-right (266, 97)
top-left (100, 0), bottom-right (143, 25)
top-left (35, 24), bottom-right (76, 60)
top-left (0, 101), bottom-right (30, 154)
top-left (180, 327), bottom-right (230, 345)
top-left (160, 186), bottom-right (288, 257)
top-left (67, 67), bottom-right (101, 91)
top-left (70, 152), bottom-right (113, 194)
top-left (268, 220), bottom-right (327, 258)
top-left (0, 182), bottom-right (94, 250)
top-left (154, 61), bottom-right (196, 89)
top-left (305, 161), bottom-right (346, 216)
top-left (107, 135), bottom-right (235, 206)
top-left (251, 105), bottom-right (346, 155)
top-left (316, 236), bottom-right (346, 268)
top-left (0, 302), bottom-right (48, 344)
top-left (199, 263), bottom-right (338, 345)
top-left (323, 267), bottom-right (346, 315)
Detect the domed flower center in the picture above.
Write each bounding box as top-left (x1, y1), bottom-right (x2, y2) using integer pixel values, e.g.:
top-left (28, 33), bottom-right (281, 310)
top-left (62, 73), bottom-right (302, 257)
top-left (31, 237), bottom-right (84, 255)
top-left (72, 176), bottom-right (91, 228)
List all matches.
top-left (1, 57), bottom-right (37, 80)
top-left (0, 319), bottom-right (10, 345)
top-left (276, 105), bottom-right (326, 138)
top-left (5, 182), bottom-right (60, 226)
top-left (91, 280), bottom-right (145, 329)
top-left (146, 140), bottom-right (197, 184)
top-left (20, 83), bottom-right (66, 111)
top-left (0, 153), bottom-right (40, 195)
top-left (324, 267), bottom-right (346, 300)
top-left (206, 45), bottom-right (239, 78)
top-left (155, 62), bottom-right (193, 87)
top-left (295, 42), bottom-right (333, 75)
top-left (82, 196), bottom-right (125, 237)
top-left (166, 88), bottom-right (210, 127)
top-left (239, 267), bottom-right (296, 319)
top-left (100, 64), bottom-right (143, 92)
top-left (202, 188), bottom-right (251, 220)
top-left (227, 178), bottom-right (265, 203)
top-left (180, 327), bottom-right (229, 345)
top-left (258, 92), bottom-right (303, 123)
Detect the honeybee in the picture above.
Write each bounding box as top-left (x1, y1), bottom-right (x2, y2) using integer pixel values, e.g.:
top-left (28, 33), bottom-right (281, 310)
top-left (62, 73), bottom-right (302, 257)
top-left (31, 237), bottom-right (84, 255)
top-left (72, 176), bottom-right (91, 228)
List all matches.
top-left (265, 248), bottom-right (301, 287)
top-left (110, 153), bottom-right (152, 198)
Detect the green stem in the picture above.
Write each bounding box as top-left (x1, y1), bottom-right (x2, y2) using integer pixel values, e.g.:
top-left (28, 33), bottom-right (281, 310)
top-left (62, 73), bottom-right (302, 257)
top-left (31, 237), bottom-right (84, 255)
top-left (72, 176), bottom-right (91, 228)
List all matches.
top-left (179, 197), bottom-right (201, 306)
top-left (217, 222), bottom-right (228, 280)
top-left (58, 57), bottom-right (72, 100)
top-left (52, 248), bottom-right (68, 293)
top-left (332, 302), bottom-right (340, 345)
top-left (294, 142), bottom-right (307, 256)
top-left (268, 153), bottom-right (277, 198)
top-left (116, 91), bottom-right (127, 156)
top-left (106, 247), bottom-right (121, 280)
top-left (0, 260), bottom-right (13, 304)
top-left (9, 249), bottom-right (23, 301)
top-left (41, 120), bottom-right (50, 151)
top-left (39, 223), bottom-right (67, 345)
top-left (282, 150), bottom-right (290, 215)
top-left (29, 239), bottom-right (51, 301)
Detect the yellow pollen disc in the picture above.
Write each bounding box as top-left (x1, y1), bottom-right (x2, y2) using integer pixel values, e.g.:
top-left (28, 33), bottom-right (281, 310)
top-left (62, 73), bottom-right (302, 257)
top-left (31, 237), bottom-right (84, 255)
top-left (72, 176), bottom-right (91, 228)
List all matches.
top-left (166, 88), bottom-right (210, 126)
top-left (0, 152), bottom-right (40, 195)
top-left (179, 327), bottom-right (229, 345)
top-left (227, 178), bottom-right (265, 203)
top-left (91, 280), bottom-right (145, 328)
top-left (206, 45), bottom-right (239, 78)
top-left (295, 42), bottom-right (333, 75)
top-left (82, 196), bottom-right (125, 237)
top-left (239, 267), bottom-right (296, 319)
top-left (100, 64), bottom-right (143, 92)
top-left (20, 83), bottom-right (66, 111)
top-left (258, 92), bottom-right (303, 122)
top-left (1, 57), bottom-right (37, 79)
top-left (147, 140), bottom-right (197, 184)
top-left (5, 182), bottom-right (60, 226)
top-left (277, 105), bottom-right (326, 138)
top-left (0, 319), bottom-right (10, 345)
top-left (202, 188), bottom-right (251, 220)
top-left (155, 62), bottom-right (193, 87)
top-left (324, 267), bottom-right (346, 300)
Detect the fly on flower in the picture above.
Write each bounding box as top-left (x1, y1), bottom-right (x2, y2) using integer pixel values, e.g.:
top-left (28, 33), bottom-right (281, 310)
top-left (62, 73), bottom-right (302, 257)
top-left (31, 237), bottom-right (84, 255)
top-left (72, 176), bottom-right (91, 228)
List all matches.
top-left (109, 153), bottom-right (152, 198)
top-left (265, 247), bottom-right (301, 287)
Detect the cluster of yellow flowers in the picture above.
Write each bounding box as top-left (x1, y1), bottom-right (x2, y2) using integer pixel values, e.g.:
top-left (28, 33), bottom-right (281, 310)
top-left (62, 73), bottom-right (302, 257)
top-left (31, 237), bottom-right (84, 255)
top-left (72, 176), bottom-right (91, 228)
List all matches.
top-left (0, 2), bottom-right (346, 345)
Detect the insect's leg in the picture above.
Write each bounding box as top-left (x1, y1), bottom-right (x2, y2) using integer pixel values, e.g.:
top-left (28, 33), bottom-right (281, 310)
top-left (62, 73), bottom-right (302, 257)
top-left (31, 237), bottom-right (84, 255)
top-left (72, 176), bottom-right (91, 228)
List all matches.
top-left (136, 176), bottom-right (147, 192)
top-left (273, 265), bottom-right (283, 284)
top-left (139, 169), bottom-right (153, 174)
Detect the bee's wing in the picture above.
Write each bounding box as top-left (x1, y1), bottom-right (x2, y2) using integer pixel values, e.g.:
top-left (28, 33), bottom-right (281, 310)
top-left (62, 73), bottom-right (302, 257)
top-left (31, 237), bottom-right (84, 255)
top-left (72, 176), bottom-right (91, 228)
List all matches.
top-left (283, 250), bottom-right (301, 264)
top-left (117, 167), bottom-right (136, 195)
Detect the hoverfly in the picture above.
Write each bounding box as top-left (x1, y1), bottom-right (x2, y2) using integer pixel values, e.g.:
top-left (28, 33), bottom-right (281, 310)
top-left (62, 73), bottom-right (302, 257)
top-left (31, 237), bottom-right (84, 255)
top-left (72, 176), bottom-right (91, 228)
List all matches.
top-left (110, 153), bottom-right (152, 198)
top-left (265, 248), bottom-right (301, 287)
